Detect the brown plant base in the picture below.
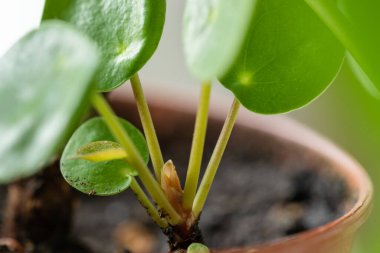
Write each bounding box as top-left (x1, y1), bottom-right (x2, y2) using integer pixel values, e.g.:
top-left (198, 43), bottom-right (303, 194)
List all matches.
top-left (163, 220), bottom-right (203, 252)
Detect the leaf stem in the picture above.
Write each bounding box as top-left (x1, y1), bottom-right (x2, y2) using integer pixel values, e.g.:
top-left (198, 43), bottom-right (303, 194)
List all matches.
top-left (130, 74), bottom-right (164, 182)
top-left (192, 98), bottom-right (241, 218)
top-left (91, 93), bottom-right (183, 225)
top-left (130, 177), bottom-right (168, 228)
top-left (182, 81), bottom-right (212, 210)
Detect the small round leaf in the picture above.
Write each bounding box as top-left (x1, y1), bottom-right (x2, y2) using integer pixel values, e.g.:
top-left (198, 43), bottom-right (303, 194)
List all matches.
top-left (42, 0), bottom-right (166, 91)
top-left (0, 21), bottom-right (99, 183)
top-left (61, 117), bottom-right (149, 196)
top-left (183, 0), bottom-right (257, 80)
top-left (188, 243), bottom-right (210, 253)
top-left (220, 0), bottom-right (345, 114)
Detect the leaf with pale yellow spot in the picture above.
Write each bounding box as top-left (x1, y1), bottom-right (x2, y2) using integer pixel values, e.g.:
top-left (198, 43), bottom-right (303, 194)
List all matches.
top-left (61, 117), bottom-right (149, 196)
top-left (73, 141), bottom-right (127, 163)
top-left (220, 0), bottom-right (344, 114)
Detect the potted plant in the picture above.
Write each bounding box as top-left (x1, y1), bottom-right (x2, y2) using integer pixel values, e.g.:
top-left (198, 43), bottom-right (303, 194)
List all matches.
top-left (0, 0), bottom-right (373, 252)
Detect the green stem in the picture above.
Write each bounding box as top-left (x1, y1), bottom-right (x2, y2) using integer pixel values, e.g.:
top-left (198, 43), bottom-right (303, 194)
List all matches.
top-left (91, 94), bottom-right (183, 225)
top-left (192, 98), bottom-right (241, 218)
top-left (131, 74), bottom-right (164, 182)
top-left (182, 81), bottom-right (212, 210)
top-left (130, 178), bottom-right (168, 228)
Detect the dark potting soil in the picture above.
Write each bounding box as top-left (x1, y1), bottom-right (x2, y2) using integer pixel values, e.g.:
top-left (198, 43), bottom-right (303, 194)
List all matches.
top-left (0, 106), bottom-right (355, 253)
top-left (74, 163), bottom-right (349, 253)
top-left (67, 113), bottom-right (354, 253)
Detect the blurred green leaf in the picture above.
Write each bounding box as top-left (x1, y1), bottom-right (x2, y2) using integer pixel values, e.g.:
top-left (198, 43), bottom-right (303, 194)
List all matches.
top-left (43, 0), bottom-right (166, 91)
top-left (220, 0), bottom-right (344, 114)
top-left (305, 0), bottom-right (380, 94)
top-left (61, 117), bottom-right (149, 196)
top-left (0, 21), bottom-right (99, 183)
top-left (183, 0), bottom-right (257, 80)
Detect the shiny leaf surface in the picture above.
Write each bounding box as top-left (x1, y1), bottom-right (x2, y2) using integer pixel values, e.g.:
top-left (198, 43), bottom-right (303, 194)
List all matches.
top-left (220, 0), bottom-right (344, 114)
top-left (43, 0), bottom-right (166, 91)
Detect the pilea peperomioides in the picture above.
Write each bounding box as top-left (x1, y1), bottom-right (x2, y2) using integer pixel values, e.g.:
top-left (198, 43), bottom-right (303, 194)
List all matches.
top-left (1, 0), bottom-right (375, 251)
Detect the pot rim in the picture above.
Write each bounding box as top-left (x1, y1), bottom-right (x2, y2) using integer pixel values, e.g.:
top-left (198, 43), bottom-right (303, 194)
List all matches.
top-left (110, 85), bottom-right (373, 250)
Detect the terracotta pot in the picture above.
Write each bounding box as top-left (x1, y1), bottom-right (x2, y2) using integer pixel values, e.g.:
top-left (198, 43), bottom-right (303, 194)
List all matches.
top-left (110, 85), bottom-right (372, 253)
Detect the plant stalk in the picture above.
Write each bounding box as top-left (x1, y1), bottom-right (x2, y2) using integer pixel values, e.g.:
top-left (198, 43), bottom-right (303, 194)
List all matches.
top-left (130, 74), bottom-right (164, 182)
top-left (91, 93), bottom-right (183, 225)
top-left (192, 98), bottom-right (241, 218)
top-left (182, 81), bottom-right (212, 210)
top-left (130, 178), bottom-right (168, 228)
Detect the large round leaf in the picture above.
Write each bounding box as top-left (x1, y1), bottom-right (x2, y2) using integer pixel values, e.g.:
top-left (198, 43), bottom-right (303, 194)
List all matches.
top-left (220, 0), bottom-right (344, 114)
top-left (42, 0), bottom-right (166, 91)
top-left (0, 21), bottom-right (99, 184)
top-left (183, 0), bottom-right (257, 80)
top-left (61, 117), bottom-right (149, 196)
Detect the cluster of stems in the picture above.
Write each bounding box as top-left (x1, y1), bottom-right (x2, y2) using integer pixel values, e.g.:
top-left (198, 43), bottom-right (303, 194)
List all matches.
top-left (91, 73), bottom-right (240, 229)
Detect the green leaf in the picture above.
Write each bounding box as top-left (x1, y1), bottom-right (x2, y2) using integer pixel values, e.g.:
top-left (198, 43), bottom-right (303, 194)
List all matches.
top-left (220, 0), bottom-right (345, 114)
top-left (183, 0), bottom-right (257, 80)
top-left (305, 0), bottom-right (380, 94)
top-left (0, 21), bottom-right (99, 184)
top-left (42, 0), bottom-right (166, 91)
top-left (74, 141), bottom-right (127, 162)
top-left (188, 243), bottom-right (210, 253)
top-left (61, 117), bottom-right (149, 196)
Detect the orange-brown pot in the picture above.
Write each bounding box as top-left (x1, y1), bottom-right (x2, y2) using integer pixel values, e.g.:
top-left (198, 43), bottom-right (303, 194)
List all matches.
top-left (110, 85), bottom-right (372, 253)
top-left (216, 112), bottom-right (373, 253)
